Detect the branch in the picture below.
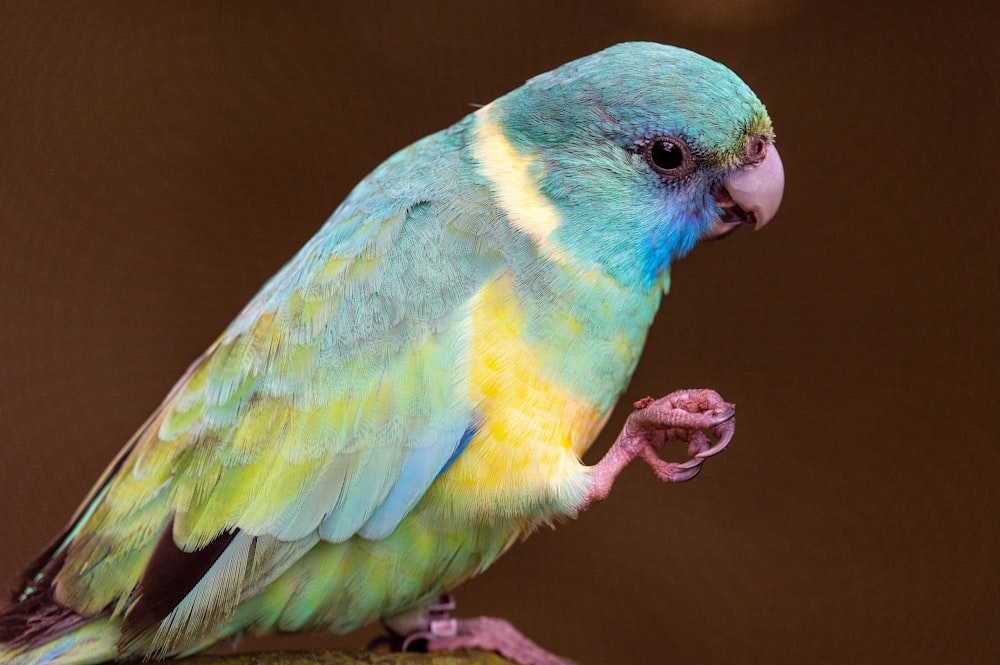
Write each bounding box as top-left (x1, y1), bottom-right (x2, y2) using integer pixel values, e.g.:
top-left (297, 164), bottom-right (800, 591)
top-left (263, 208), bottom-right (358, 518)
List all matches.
top-left (179, 649), bottom-right (514, 665)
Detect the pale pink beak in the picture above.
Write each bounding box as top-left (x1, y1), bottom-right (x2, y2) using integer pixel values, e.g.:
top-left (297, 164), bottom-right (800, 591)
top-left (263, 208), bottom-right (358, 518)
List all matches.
top-left (706, 143), bottom-right (785, 239)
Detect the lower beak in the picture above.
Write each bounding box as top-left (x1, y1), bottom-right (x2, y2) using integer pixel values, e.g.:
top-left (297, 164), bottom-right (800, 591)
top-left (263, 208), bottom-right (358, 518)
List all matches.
top-left (705, 143), bottom-right (785, 240)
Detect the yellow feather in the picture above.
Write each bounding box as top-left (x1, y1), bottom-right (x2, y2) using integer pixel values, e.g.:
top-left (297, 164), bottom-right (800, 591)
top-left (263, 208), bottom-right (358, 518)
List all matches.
top-left (436, 274), bottom-right (602, 519)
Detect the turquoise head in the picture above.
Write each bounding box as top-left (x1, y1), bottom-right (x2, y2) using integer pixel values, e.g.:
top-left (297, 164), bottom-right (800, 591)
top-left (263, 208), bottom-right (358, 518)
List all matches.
top-left (480, 42), bottom-right (783, 289)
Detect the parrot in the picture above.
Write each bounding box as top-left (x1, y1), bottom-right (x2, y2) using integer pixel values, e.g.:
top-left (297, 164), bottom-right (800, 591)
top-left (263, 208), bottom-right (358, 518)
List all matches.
top-left (0, 42), bottom-right (784, 665)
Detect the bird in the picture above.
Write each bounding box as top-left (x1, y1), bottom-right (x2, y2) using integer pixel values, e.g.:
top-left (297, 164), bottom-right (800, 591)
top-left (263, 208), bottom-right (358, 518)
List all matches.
top-left (0, 41), bottom-right (784, 665)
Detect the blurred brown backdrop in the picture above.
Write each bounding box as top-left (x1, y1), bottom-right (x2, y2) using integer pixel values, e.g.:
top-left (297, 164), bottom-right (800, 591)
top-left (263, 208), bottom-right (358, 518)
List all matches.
top-left (1, 2), bottom-right (996, 664)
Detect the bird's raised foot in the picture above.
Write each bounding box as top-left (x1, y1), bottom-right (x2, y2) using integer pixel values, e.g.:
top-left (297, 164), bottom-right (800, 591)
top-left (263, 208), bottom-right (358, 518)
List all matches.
top-left (582, 388), bottom-right (735, 508)
top-left (629, 389), bottom-right (735, 482)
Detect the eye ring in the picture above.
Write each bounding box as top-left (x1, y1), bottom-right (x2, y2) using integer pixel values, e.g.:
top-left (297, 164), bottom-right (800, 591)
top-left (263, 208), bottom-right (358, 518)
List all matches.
top-left (642, 136), bottom-right (694, 179)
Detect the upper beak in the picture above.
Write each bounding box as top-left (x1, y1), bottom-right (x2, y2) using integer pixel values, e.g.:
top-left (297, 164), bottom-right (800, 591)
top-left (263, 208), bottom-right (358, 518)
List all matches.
top-left (706, 143), bottom-right (785, 240)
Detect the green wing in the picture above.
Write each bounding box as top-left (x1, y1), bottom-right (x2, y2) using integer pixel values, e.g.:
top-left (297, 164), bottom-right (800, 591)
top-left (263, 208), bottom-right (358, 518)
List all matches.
top-left (37, 160), bottom-right (505, 650)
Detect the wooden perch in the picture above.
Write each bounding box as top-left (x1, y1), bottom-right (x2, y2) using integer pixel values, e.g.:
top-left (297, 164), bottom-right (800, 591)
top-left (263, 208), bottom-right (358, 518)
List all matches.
top-left (174, 649), bottom-right (515, 665)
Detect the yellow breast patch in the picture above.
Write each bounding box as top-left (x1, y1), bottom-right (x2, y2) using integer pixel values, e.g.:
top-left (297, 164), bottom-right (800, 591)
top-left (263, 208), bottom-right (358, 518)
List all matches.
top-left (437, 274), bottom-right (604, 518)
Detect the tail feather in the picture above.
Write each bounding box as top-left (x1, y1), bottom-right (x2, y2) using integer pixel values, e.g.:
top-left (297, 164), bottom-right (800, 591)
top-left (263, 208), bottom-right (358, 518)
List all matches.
top-left (0, 617), bottom-right (117, 665)
top-left (1, 573), bottom-right (117, 665)
top-left (0, 584), bottom-right (91, 648)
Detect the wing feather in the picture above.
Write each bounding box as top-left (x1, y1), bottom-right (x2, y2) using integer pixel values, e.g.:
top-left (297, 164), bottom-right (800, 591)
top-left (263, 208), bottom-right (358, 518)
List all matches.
top-left (41, 164), bottom-right (505, 644)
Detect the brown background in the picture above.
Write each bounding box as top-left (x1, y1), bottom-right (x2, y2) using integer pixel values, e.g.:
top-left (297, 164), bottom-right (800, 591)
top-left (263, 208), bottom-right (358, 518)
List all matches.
top-left (1, 2), bottom-right (996, 664)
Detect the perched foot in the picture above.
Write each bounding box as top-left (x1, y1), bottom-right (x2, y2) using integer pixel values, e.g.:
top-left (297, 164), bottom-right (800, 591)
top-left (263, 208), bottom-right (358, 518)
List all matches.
top-left (422, 617), bottom-right (574, 665)
top-left (388, 595), bottom-right (574, 665)
top-left (582, 388), bottom-right (735, 509)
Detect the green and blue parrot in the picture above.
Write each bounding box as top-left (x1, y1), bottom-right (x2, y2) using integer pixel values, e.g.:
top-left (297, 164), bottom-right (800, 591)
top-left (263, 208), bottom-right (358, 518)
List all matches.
top-left (0, 42), bottom-right (784, 665)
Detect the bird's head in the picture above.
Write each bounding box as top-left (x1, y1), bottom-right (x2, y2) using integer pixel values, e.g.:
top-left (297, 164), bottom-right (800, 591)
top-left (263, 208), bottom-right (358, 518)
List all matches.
top-left (476, 42), bottom-right (784, 290)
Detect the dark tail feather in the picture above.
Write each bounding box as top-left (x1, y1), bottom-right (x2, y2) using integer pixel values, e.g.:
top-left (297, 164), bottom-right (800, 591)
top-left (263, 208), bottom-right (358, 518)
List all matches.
top-left (2, 546), bottom-right (100, 654)
top-left (0, 584), bottom-right (92, 648)
top-left (0, 562), bottom-right (114, 665)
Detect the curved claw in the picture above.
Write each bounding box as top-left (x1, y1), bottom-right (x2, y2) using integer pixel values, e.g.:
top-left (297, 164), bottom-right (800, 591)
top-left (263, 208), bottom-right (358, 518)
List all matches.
top-left (695, 418), bottom-right (736, 459)
top-left (676, 456), bottom-right (704, 471)
top-left (640, 446), bottom-right (703, 482)
top-left (401, 631), bottom-right (430, 652)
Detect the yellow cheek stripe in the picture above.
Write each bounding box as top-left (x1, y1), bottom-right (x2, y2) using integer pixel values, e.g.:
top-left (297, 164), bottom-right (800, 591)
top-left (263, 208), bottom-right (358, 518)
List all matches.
top-left (443, 274), bottom-right (603, 505)
top-left (471, 105), bottom-right (568, 263)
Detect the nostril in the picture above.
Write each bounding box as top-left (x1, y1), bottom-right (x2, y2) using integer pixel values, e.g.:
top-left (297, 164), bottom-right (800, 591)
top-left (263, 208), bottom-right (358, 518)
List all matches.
top-left (747, 136), bottom-right (767, 164)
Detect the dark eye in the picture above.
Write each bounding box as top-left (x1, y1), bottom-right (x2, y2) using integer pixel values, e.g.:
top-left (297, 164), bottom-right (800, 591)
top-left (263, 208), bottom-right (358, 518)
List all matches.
top-left (643, 137), bottom-right (693, 178)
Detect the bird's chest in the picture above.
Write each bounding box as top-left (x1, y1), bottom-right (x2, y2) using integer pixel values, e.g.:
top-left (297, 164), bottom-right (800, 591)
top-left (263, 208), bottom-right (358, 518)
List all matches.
top-left (435, 270), bottom-right (660, 521)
